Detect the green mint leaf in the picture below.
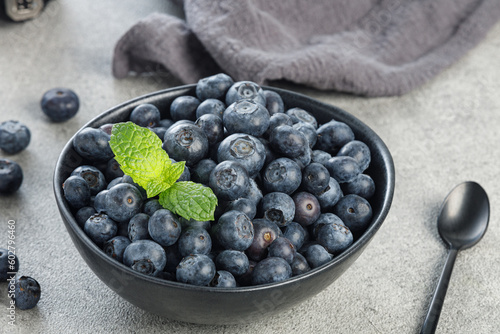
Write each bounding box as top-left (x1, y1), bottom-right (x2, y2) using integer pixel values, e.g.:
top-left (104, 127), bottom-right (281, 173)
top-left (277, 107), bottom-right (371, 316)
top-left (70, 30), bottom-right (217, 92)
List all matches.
top-left (159, 181), bottom-right (218, 221)
top-left (109, 122), bottom-right (177, 198)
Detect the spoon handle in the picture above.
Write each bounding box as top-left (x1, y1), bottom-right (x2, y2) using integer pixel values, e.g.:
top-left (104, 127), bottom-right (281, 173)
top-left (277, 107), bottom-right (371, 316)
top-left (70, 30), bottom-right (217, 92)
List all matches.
top-left (420, 248), bottom-right (458, 334)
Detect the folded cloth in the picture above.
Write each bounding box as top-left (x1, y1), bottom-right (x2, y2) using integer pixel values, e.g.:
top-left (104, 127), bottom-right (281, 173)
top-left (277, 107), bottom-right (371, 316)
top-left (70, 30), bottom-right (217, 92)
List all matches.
top-left (113, 0), bottom-right (500, 97)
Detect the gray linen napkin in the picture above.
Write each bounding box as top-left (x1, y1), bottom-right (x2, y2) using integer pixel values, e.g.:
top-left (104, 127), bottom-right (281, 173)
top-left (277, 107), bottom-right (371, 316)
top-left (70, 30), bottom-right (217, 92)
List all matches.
top-left (113, 0), bottom-right (500, 97)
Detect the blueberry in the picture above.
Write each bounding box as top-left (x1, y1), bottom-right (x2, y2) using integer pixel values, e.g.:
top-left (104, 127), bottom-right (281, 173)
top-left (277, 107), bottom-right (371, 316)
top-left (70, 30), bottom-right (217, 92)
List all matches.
top-left (163, 122), bottom-right (209, 166)
top-left (261, 157), bottom-right (301, 195)
top-left (317, 222), bottom-right (353, 254)
top-left (178, 227), bottom-right (212, 257)
top-left (341, 174), bottom-right (376, 199)
top-left (75, 206), bottom-right (96, 228)
top-left (209, 161), bottom-right (249, 201)
top-left (223, 100), bottom-right (270, 137)
top-left (286, 107), bottom-right (317, 129)
top-left (217, 134), bottom-right (266, 178)
top-left (196, 73), bottom-right (234, 101)
top-left (63, 175), bottom-right (90, 209)
top-left (337, 140), bottom-right (371, 172)
top-left (209, 270), bottom-right (237, 288)
top-left (211, 210), bottom-right (254, 251)
top-left (105, 183), bottom-right (144, 223)
top-left (325, 156), bottom-right (362, 183)
top-left (148, 209), bottom-right (181, 247)
top-left (303, 243), bottom-right (333, 269)
top-left (293, 147), bottom-right (312, 169)
top-left (169, 158), bottom-right (191, 181)
top-left (105, 158), bottom-right (124, 181)
top-left (41, 87), bottom-right (79, 122)
top-left (257, 137), bottom-right (276, 166)
top-left (291, 253), bottom-right (311, 276)
top-left (170, 95), bottom-right (200, 122)
top-left (263, 90), bottom-right (284, 115)
top-left (196, 98), bottom-right (226, 119)
top-left (9, 276), bottom-right (41, 310)
top-left (215, 249), bottom-right (249, 277)
top-left (283, 222), bottom-right (307, 250)
top-left (310, 213), bottom-right (345, 239)
top-left (73, 127), bottom-right (114, 162)
top-left (261, 192), bottom-right (295, 227)
top-left (245, 218), bottom-right (281, 261)
top-left (129, 103), bottom-right (161, 127)
top-left (293, 122), bottom-right (317, 148)
top-left (195, 113), bottom-right (224, 146)
top-left (242, 177), bottom-right (263, 206)
top-left (176, 254), bottom-right (216, 286)
top-left (0, 158), bottom-right (23, 194)
top-left (99, 123), bottom-right (114, 135)
top-left (128, 213), bottom-right (151, 242)
top-left (142, 198), bottom-right (163, 216)
top-left (267, 237), bottom-right (296, 264)
top-left (103, 236), bottom-right (131, 262)
top-left (158, 118), bottom-right (174, 129)
top-left (71, 165), bottom-right (107, 195)
top-left (225, 198), bottom-right (257, 220)
top-left (178, 217), bottom-right (211, 231)
top-left (123, 240), bottom-right (167, 276)
top-left (150, 126), bottom-right (168, 140)
top-left (0, 248), bottom-right (19, 281)
top-left (0, 120), bottom-right (30, 154)
top-left (225, 81), bottom-right (266, 106)
top-left (333, 194), bottom-right (373, 235)
top-left (315, 177), bottom-right (343, 212)
top-left (251, 257), bottom-right (292, 285)
top-left (93, 189), bottom-right (108, 213)
top-left (301, 162), bottom-right (330, 195)
top-left (266, 113), bottom-right (293, 136)
top-left (191, 159), bottom-right (217, 185)
top-left (120, 175), bottom-right (147, 199)
top-left (315, 120), bottom-right (355, 155)
top-left (106, 176), bottom-right (123, 190)
top-left (311, 149), bottom-right (332, 166)
top-left (292, 192), bottom-right (321, 227)
top-left (269, 125), bottom-right (308, 159)
top-left (84, 213), bottom-right (118, 247)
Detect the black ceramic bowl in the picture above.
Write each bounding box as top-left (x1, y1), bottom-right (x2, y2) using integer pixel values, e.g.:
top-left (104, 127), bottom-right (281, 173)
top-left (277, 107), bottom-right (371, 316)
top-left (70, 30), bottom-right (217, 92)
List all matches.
top-left (54, 84), bottom-right (395, 325)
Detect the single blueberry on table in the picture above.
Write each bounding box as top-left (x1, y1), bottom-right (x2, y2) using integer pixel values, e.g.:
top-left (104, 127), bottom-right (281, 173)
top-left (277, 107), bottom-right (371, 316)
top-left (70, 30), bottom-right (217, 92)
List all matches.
top-left (341, 173), bottom-right (376, 199)
top-left (333, 194), bottom-right (373, 236)
top-left (196, 73), bottom-right (234, 101)
top-left (260, 192), bottom-right (295, 227)
top-left (263, 90), bottom-right (285, 115)
top-left (286, 107), bottom-right (318, 129)
top-left (195, 113), bottom-right (224, 146)
top-left (170, 95), bottom-right (201, 122)
top-left (62, 175), bottom-right (90, 209)
top-left (84, 213), bottom-right (118, 247)
top-left (215, 249), bottom-right (250, 277)
top-left (41, 87), bottom-right (79, 122)
top-left (129, 103), bottom-right (161, 127)
top-left (71, 165), bottom-right (107, 195)
top-left (123, 239), bottom-right (167, 277)
top-left (196, 98), bottom-right (226, 119)
top-left (217, 133), bottom-right (266, 178)
top-left (315, 120), bottom-right (355, 155)
top-left (148, 209), bottom-right (181, 247)
top-left (301, 162), bottom-right (330, 195)
top-left (0, 158), bottom-right (23, 194)
top-left (209, 270), bottom-right (237, 288)
top-left (0, 247), bottom-right (19, 281)
top-left (245, 218), bottom-right (281, 261)
top-left (177, 227), bottom-right (212, 257)
top-left (292, 192), bottom-right (321, 227)
top-left (225, 81), bottom-right (266, 106)
top-left (163, 122), bottom-right (209, 166)
top-left (0, 120), bottom-right (31, 154)
top-left (105, 183), bottom-right (144, 223)
top-left (267, 237), bottom-right (296, 264)
top-left (315, 177), bottom-right (343, 212)
top-left (128, 213), bottom-right (151, 242)
top-left (251, 257), bottom-right (292, 285)
top-left (103, 235), bottom-right (131, 262)
top-left (337, 140), bottom-right (371, 172)
top-left (9, 276), bottom-right (41, 310)
top-left (73, 127), bottom-right (114, 162)
top-left (209, 161), bottom-right (249, 201)
top-left (261, 157), bottom-right (302, 195)
top-left (211, 210), bottom-right (254, 251)
top-left (176, 254), bottom-right (216, 286)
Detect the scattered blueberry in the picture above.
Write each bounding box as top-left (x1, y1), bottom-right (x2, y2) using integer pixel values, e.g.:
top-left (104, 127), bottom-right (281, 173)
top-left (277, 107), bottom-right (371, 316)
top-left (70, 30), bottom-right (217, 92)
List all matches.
top-left (0, 158), bottom-right (23, 194)
top-left (41, 87), bottom-right (79, 122)
top-left (0, 120), bottom-right (31, 154)
top-left (73, 127), bottom-right (114, 162)
top-left (9, 276), bottom-right (41, 310)
top-left (0, 248), bottom-right (19, 281)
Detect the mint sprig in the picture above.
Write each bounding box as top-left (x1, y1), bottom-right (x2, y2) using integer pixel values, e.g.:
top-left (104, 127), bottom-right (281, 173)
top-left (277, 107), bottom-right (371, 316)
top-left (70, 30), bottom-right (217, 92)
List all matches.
top-left (109, 122), bottom-right (217, 221)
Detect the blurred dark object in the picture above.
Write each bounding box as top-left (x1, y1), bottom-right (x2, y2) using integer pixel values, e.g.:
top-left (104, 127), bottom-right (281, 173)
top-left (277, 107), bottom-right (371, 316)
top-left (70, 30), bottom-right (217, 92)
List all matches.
top-left (2, 0), bottom-right (45, 21)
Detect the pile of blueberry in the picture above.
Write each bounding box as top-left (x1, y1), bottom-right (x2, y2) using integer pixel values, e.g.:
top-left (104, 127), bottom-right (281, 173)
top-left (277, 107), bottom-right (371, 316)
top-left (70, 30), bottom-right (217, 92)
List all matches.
top-left (63, 74), bottom-right (376, 287)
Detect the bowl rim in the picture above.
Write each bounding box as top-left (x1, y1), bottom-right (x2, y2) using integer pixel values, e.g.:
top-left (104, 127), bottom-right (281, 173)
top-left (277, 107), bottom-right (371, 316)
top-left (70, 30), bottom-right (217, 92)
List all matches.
top-left (54, 84), bottom-right (395, 294)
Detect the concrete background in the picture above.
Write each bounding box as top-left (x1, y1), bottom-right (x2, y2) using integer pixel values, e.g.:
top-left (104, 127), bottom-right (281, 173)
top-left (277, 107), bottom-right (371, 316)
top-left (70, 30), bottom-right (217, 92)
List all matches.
top-left (0, 1), bottom-right (499, 333)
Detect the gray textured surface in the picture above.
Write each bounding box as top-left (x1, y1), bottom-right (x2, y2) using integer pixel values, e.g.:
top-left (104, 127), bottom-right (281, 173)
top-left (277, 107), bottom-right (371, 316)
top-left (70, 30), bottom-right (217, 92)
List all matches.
top-left (0, 1), bottom-right (499, 333)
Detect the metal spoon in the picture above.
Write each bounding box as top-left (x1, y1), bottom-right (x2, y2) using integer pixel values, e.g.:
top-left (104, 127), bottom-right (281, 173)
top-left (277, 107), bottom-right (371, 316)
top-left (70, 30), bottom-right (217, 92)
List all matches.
top-left (420, 181), bottom-right (490, 334)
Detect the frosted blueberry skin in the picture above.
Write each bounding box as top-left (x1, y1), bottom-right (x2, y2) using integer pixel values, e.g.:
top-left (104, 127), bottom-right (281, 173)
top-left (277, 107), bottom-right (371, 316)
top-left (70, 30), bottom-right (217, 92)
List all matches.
top-left (325, 156), bottom-right (362, 183)
top-left (215, 250), bottom-right (250, 277)
top-left (129, 103), bottom-right (161, 127)
top-left (262, 157), bottom-right (302, 195)
top-left (217, 133), bottom-right (266, 178)
top-left (0, 158), bottom-right (23, 194)
top-left (163, 122), bottom-right (209, 166)
top-left (0, 120), bottom-right (31, 154)
top-left (63, 175), bottom-right (91, 209)
top-left (196, 73), bottom-right (234, 101)
top-left (148, 209), bottom-right (181, 247)
top-left (191, 159), bottom-right (217, 185)
top-left (105, 183), bottom-right (144, 223)
top-left (84, 213), bottom-right (118, 247)
top-left (123, 240), bottom-right (167, 277)
top-left (176, 254), bottom-right (216, 286)
top-left (283, 222), bottom-right (307, 250)
top-left (310, 213), bottom-right (346, 239)
top-left (315, 120), bottom-right (355, 155)
top-left (311, 150), bottom-right (332, 166)
top-left (75, 206), bottom-right (96, 228)
top-left (341, 174), bottom-right (376, 199)
top-left (223, 100), bottom-right (270, 137)
top-left (337, 140), bottom-right (372, 172)
top-left (103, 236), bottom-right (131, 262)
top-left (315, 177), bottom-right (343, 212)
top-left (209, 270), bottom-right (237, 288)
top-left (291, 253), bottom-right (311, 276)
top-left (293, 122), bottom-right (317, 148)
top-left (251, 257), bottom-right (292, 285)
top-left (209, 161), bottom-right (250, 201)
top-left (225, 81), bottom-right (266, 106)
top-left (0, 247), bottom-right (19, 281)
top-left (261, 192), bottom-right (295, 227)
top-left (211, 210), bottom-right (254, 251)
top-left (9, 276), bottom-right (41, 310)
top-left (317, 222), bottom-right (353, 255)
top-left (196, 98), bottom-right (226, 119)
top-left (93, 189), bottom-right (108, 213)
top-left (177, 227), bottom-right (212, 257)
top-left (225, 198), bottom-right (257, 220)
top-left (128, 213), bottom-right (151, 242)
top-left (41, 87), bottom-right (79, 122)
top-left (333, 194), bottom-right (373, 236)
top-left (71, 165), bottom-right (107, 195)
top-left (303, 244), bottom-right (333, 269)
top-left (301, 162), bottom-right (330, 195)
top-left (286, 107), bottom-right (318, 129)
top-left (263, 90), bottom-right (285, 115)
top-left (195, 113), bottom-right (224, 146)
top-left (73, 127), bottom-right (114, 162)
top-left (267, 237), bottom-right (296, 264)
top-left (170, 95), bottom-right (201, 122)
top-left (269, 125), bottom-right (309, 159)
